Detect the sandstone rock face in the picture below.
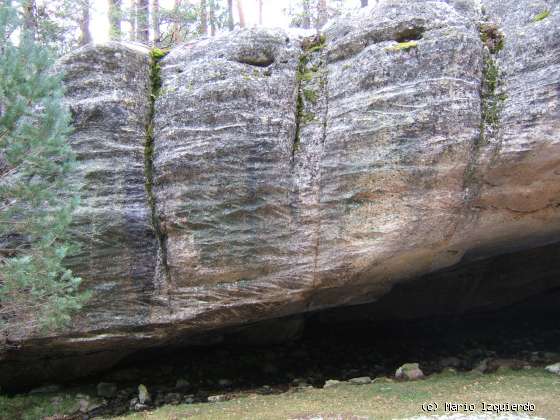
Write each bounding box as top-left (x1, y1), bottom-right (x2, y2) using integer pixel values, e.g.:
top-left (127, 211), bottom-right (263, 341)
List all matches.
top-left (1, 0), bottom-right (559, 388)
top-left (59, 43), bottom-right (158, 331)
top-left (152, 30), bottom-right (310, 325)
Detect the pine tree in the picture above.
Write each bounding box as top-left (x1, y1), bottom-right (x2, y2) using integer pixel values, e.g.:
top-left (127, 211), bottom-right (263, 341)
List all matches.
top-left (0, 2), bottom-right (87, 339)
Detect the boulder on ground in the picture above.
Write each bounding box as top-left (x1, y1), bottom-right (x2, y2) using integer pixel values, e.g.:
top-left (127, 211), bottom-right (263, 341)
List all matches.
top-left (395, 363), bottom-right (424, 381)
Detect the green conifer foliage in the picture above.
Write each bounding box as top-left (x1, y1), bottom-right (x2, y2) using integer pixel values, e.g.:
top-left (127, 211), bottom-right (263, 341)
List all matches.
top-left (0, 2), bottom-right (87, 337)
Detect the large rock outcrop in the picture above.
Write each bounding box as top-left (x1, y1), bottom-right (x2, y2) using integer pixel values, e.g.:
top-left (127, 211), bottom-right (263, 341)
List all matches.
top-left (1, 0), bottom-right (559, 388)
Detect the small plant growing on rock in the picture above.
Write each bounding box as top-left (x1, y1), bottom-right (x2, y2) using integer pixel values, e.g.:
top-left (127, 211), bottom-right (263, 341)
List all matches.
top-left (385, 41), bottom-right (418, 52)
top-left (533, 10), bottom-right (550, 22)
top-left (479, 23), bottom-right (505, 53)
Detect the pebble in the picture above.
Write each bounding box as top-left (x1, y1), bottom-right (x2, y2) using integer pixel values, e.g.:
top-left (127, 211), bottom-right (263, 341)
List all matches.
top-left (395, 363), bottom-right (424, 381)
top-left (545, 362), bottom-right (560, 375)
top-left (349, 376), bottom-right (372, 385)
top-left (208, 394), bottom-right (228, 402)
top-left (323, 379), bottom-right (342, 388)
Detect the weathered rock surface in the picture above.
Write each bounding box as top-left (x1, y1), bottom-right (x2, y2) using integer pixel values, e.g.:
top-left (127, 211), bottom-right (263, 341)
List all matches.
top-left (1, 0), bottom-right (559, 388)
top-left (58, 42), bottom-right (158, 331)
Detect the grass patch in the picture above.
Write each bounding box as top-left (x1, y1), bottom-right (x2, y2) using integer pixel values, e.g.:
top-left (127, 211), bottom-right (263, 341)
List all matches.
top-left (114, 369), bottom-right (560, 420)
top-left (0, 393), bottom-right (77, 420)
top-left (385, 40), bottom-right (418, 52)
top-left (533, 10), bottom-right (550, 22)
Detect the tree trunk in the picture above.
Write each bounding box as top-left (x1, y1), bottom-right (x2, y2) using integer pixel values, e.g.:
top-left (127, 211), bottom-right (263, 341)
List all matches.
top-left (108, 0), bottom-right (122, 40)
top-left (199, 0), bottom-right (208, 35)
top-left (79, 0), bottom-right (92, 46)
top-left (151, 0), bottom-right (160, 44)
top-left (137, 0), bottom-right (149, 43)
top-left (237, 0), bottom-right (245, 29)
top-left (317, 0), bottom-right (327, 29)
top-left (361, 0), bottom-right (368, 7)
top-left (171, 0), bottom-right (182, 44)
top-left (257, 0), bottom-right (263, 26)
top-left (209, 0), bottom-right (216, 36)
top-left (131, 0), bottom-right (138, 41)
top-left (227, 0), bottom-right (234, 30)
top-left (302, 0), bottom-right (310, 30)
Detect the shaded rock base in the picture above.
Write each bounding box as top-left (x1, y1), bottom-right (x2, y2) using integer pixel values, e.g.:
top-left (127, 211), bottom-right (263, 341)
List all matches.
top-left (2, 241), bottom-right (560, 392)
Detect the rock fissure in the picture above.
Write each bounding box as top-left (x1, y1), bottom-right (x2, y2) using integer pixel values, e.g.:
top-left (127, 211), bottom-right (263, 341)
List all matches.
top-left (145, 48), bottom-right (172, 308)
top-left (292, 54), bottom-right (307, 158)
top-left (292, 35), bottom-right (327, 159)
top-left (313, 47), bottom-right (329, 291)
top-left (462, 16), bottom-right (506, 204)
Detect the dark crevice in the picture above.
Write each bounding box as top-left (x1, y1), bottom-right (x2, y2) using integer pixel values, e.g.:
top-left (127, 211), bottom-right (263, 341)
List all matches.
top-left (292, 35), bottom-right (326, 159)
top-left (461, 15), bottom-right (506, 204)
top-left (236, 57), bottom-right (275, 67)
top-left (145, 48), bottom-right (172, 309)
top-left (233, 49), bottom-right (275, 67)
top-left (393, 27), bottom-right (425, 43)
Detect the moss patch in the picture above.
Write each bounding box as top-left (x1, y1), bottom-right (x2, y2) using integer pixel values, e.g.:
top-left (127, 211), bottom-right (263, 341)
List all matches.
top-left (533, 10), bottom-right (550, 22)
top-left (145, 48), bottom-right (170, 277)
top-left (481, 55), bottom-right (505, 131)
top-left (303, 88), bottom-right (318, 104)
top-left (302, 34), bottom-right (326, 53)
top-left (479, 23), bottom-right (505, 53)
top-left (149, 48), bottom-right (169, 98)
top-left (385, 41), bottom-right (418, 52)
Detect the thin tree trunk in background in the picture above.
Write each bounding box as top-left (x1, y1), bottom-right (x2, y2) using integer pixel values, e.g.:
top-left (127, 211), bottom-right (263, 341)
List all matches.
top-left (199, 0), bottom-right (208, 35)
top-left (22, 0), bottom-right (37, 38)
top-left (209, 0), bottom-right (216, 36)
top-left (302, 0), bottom-right (310, 29)
top-left (171, 0), bottom-right (182, 43)
top-left (108, 0), bottom-right (122, 40)
top-left (317, 0), bottom-right (327, 29)
top-left (237, 0), bottom-right (245, 28)
top-left (361, 0), bottom-right (368, 7)
top-left (257, 0), bottom-right (263, 26)
top-left (131, 0), bottom-right (138, 41)
top-left (137, 0), bottom-right (149, 43)
top-left (79, 0), bottom-right (92, 45)
top-left (227, 0), bottom-right (234, 30)
top-left (151, 0), bottom-right (160, 45)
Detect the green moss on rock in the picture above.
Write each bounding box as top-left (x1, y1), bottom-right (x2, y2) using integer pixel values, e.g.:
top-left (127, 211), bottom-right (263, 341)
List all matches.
top-left (533, 10), bottom-right (550, 22)
top-left (385, 41), bottom-right (417, 52)
top-left (303, 88), bottom-right (318, 104)
top-left (480, 23), bottom-right (505, 54)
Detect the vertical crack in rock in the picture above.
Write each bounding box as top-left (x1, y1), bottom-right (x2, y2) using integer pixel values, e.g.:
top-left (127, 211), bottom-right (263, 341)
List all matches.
top-left (292, 34), bottom-right (327, 160)
top-left (291, 34), bottom-right (329, 291)
top-left (463, 15), bottom-right (506, 204)
top-left (292, 56), bottom-right (306, 158)
top-left (145, 48), bottom-right (172, 309)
